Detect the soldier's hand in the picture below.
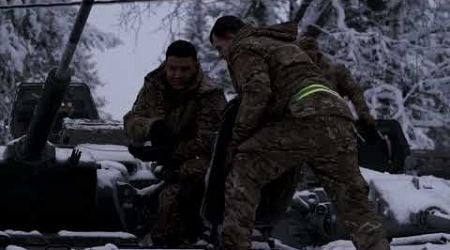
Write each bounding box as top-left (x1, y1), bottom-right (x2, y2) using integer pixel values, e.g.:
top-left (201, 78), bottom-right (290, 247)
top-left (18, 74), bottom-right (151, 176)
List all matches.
top-left (357, 115), bottom-right (385, 142)
top-left (128, 144), bottom-right (145, 159)
top-left (358, 113), bottom-right (376, 129)
top-left (153, 164), bottom-right (179, 183)
top-left (148, 119), bottom-right (175, 148)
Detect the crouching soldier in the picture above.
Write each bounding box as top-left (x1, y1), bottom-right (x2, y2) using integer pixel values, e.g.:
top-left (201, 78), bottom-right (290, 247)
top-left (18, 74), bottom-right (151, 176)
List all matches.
top-left (209, 16), bottom-right (390, 250)
top-left (123, 40), bottom-right (226, 246)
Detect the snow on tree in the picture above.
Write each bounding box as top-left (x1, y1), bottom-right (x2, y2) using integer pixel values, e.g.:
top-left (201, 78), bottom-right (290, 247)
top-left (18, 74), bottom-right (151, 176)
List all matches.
top-left (180, 0), bottom-right (295, 95)
top-left (120, 0), bottom-right (449, 149)
top-left (180, 0), bottom-right (450, 149)
top-left (0, 0), bottom-right (121, 143)
top-left (120, 0), bottom-right (299, 94)
top-left (312, 0), bottom-right (450, 149)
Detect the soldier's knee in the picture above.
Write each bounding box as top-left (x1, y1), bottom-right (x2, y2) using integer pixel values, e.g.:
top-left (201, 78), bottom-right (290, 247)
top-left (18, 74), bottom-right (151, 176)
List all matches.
top-left (347, 177), bottom-right (370, 196)
top-left (159, 184), bottom-right (181, 201)
top-left (180, 158), bottom-right (209, 182)
top-left (222, 222), bottom-right (251, 250)
top-left (231, 152), bottom-right (262, 176)
top-left (225, 165), bottom-right (256, 192)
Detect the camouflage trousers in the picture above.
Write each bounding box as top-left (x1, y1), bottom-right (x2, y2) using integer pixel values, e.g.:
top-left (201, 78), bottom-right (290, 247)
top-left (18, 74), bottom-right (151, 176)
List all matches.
top-left (222, 116), bottom-right (390, 250)
top-left (151, 158), bottom-right (208, 246)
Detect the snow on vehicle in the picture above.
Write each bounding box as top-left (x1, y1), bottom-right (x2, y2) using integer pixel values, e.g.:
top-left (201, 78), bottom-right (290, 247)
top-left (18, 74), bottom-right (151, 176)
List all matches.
top-left (0, 0), bottom-right (158, 248)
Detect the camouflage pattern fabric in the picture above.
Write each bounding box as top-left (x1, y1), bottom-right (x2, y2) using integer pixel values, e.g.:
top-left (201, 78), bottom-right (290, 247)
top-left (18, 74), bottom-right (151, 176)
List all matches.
top-left (123, 63), bottom-right (226, 244)
top-left (123, 63), bottom-right (226, 162)
top-left (225, 25), bottom-right (353, 147)
top-left (222, 24), bottom-right (389, 250)
top-left (151, 158), bottom-right (209, 246)
top-left (223, 116), bottom-right (389, 250)
top-left (297, 35), bottom-right (375, 124)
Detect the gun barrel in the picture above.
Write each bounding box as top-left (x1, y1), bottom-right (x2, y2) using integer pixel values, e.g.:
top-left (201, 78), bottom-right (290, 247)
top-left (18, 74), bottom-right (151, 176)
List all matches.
top-left (56, 0), bottom-right (94, 79)
top-left (24, 0), bottom-right (94, 160)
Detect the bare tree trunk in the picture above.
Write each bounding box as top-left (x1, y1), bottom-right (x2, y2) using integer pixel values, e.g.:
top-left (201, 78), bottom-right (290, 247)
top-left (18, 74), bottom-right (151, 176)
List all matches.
top-left (293, 0), bottom-right (314, 23)
top-left (302, 0), bottom-right (333, 38)
top-left (244, 0), bottom-right (277, 26)
top-left (389, 0), bottom-right (404, 39)
top-left (366, 0), bottom-right (388, 12)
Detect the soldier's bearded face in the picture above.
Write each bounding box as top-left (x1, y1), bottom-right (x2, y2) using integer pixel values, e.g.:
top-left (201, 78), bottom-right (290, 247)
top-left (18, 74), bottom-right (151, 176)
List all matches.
top-left (212, 34), bottom-right (234, 61)
top-left (165, 56), bottom-right (198, 90)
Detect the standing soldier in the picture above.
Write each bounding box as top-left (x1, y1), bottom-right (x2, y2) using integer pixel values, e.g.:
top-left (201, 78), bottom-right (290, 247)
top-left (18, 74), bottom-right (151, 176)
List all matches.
top-left (209, 16), bottom-right (390, 250)
top-left (123, 40), bottom-right (226, 246)
top-left (297, 34), bottom-right (376, 130)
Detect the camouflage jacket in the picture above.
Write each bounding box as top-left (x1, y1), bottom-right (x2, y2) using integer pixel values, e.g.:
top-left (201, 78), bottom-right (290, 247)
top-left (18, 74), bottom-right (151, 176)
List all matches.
top-left (123, 63), bottom-right (226, 161)
top-left (227, 24), bottom-right (353, 146)
top-left (297, 35), bottom-right (373, 122)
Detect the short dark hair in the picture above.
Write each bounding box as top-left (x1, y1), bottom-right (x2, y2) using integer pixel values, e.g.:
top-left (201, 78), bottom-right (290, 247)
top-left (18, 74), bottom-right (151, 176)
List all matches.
top-left (209, 15), bottom-right (246, 44)
top-left (166, 40), bottom-right (198, 60)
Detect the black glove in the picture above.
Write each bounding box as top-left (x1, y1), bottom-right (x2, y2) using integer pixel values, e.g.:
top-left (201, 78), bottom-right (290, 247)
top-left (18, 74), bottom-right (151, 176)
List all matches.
top-left (148, 119), bottom-right (175, 148)
top-left (151, 157), bottom-right (182, 183)
top-left (357, 119), bottom-right (383, 143)
top-left (155, 165), bottom-right (180, 183)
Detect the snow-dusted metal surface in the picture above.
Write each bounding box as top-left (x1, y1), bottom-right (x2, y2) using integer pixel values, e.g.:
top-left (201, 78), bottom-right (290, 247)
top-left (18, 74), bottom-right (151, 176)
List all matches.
top-left (74, 144), bottom-right (135, 163)
top-left (391, 233), bottom-right (450, 246)
top-left (57, 230), bottom-right (136, 239)
top-left (320, 236), bottom-right (450, 250)
top-left (63, 118), bottom-right (124, 131)
top-left (361, 168), bottom-right (450, 224)
top-left (83, 245), bottom-right (204, 250)
top-left (61, 118), bottom-right (128, 145)
top-left (3, 230), bottom-right (42, 236)
top-left (129, 166), bottom-right (155, 181)
top-left (55, 146), bottom-right (95, 163)
top-left (5, 246), bottom-right (27, 250)
top-left (79, 243), bottom-right (120, 250)
top-left (1, 142), bottom-right (136, 165)
top-left (0, 145), bottom-right (5, 162)
top-left (97, 162), bottom-right (127, 188)
top-left (53, 144), bottom-right (136, 165)
top-left (3, 232), bottom-right (450, 249)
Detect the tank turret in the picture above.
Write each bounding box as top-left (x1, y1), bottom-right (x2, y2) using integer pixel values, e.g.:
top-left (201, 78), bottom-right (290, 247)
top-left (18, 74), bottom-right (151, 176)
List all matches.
top-left (0, 1), bottom-right (155, 242)
top-left (9, 82), bottom-right (99, 143)
top-left (5, 0), bottom-right (94, 162)
top-left (0, 0), bottom-right (100, 232)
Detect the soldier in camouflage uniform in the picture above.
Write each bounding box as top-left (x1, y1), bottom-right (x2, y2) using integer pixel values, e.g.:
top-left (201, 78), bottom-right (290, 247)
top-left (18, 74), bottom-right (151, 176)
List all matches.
top-left (123, 40), bottom-right (226, 246)
top-left (297, 35), bottom-right (376, 127)
top-left (209, 16), bottom-right (390, 250)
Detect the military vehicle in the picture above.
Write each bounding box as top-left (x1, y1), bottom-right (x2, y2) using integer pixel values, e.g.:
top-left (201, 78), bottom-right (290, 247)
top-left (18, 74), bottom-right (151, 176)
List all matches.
top-left (203, 98), bottom-right (448, 249)
top-left (268, 122), bottom-right (450, 248)
top-left (10, 82), bottom-right (127, 146)
top-left (0, 0), bottom-right (161, 248)
top-left (0, 1), bottom-right (296, 249)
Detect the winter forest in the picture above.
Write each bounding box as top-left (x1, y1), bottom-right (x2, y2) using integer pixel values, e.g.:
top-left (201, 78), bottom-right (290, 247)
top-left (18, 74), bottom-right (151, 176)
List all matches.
top-left (0, 0), bottom-right (449, 150)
